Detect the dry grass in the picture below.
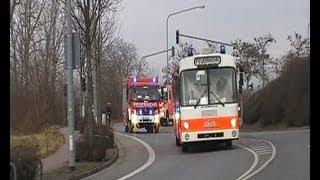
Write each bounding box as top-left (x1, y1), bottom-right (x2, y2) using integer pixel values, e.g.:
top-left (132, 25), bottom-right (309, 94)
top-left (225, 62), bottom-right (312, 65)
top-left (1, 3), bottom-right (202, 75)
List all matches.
top-left (11, 125), bottom-right (65, 159)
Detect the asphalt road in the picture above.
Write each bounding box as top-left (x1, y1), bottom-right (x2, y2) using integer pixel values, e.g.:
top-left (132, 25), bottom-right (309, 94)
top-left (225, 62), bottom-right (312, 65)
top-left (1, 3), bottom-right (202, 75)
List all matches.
top-left (84, 123), bottom-right (310, 180)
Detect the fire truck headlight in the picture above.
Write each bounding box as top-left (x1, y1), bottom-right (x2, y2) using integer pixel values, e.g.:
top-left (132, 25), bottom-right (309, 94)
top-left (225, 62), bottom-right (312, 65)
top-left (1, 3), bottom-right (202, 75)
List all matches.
top-left (230, 118), bottom-right (237, 128)
top-left (174, 112), bottom-right (180, 121)
top-left (183, 122), bottom-right (189, 130)
top-left (155, 114), bottom-right (160, 123)
top-left (131, 114), bottom-right (138, 124)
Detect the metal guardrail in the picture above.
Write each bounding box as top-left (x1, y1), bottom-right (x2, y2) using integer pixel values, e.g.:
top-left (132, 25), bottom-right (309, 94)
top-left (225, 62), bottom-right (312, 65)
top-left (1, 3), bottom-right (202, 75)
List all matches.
top-left (36, 157), bottom-right (43, 180)
top-left (10, 162), bottom-right (17, 180)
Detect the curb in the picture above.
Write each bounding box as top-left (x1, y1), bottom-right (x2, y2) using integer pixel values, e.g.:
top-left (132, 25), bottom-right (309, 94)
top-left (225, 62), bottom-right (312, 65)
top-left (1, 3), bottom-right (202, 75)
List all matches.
top-left (69, 141), bottom-right (119, 180)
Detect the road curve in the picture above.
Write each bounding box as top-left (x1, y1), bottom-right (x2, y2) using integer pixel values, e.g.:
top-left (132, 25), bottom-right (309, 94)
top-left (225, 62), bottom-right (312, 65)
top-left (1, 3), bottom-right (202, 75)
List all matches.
top-left (84, 123), bottom-right (309, 180)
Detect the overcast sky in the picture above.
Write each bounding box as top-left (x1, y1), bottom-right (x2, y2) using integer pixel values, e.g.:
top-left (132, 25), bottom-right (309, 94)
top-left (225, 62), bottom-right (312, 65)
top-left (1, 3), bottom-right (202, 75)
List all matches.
top-left (117, 0), bottom-right (309, 83)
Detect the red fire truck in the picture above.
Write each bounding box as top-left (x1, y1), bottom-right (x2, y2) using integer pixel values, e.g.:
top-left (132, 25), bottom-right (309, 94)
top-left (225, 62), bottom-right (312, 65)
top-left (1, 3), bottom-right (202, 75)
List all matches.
top-left (122, 76), bottom-right (161, 133)
top-left (159, 69), bottom-right (178, 126)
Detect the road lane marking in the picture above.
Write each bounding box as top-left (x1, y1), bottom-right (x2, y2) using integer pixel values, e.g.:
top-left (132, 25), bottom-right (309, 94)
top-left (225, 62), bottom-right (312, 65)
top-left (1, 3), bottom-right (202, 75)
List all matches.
top-left (234, 144), bottom-right (259, 180)
top-left (258, 151), bottom-right (272, 155)
top-left (116, 132), bottom-right (156, 180)
top-left (251, 146), bottom-right (270, 151)
top-left (241, 138), bottom-right (277, 180)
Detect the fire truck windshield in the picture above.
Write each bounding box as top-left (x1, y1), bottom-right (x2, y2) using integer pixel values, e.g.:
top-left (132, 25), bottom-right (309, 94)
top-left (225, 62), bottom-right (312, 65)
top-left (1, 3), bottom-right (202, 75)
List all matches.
top-left (130, 86), bottom-right (160, 101)
top-left (180, 67), bottom-right (236, 106)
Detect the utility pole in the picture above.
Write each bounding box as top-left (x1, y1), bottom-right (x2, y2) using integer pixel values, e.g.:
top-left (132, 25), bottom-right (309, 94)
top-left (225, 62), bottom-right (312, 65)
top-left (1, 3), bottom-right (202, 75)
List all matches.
top-left (65, 0), bottom-right (75, 170)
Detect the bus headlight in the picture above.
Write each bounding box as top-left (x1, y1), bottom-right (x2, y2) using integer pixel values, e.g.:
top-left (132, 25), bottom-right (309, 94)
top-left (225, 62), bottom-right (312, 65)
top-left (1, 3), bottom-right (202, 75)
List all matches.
top-left (183, 122), bottom-right (189, 130)
top-left (131, 114), bottom-right (138, 124)
top-left (230, 118), bottom-right (237, 128)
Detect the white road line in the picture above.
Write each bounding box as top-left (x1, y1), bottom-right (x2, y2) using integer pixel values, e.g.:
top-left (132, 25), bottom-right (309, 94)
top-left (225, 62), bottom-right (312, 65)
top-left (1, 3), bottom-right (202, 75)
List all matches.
top-left (241, 138), bottom-right (277, 180)
top-left (116, 132), bottom-right (156, 180)
top-left (251, 146), bottom-right (270, 151)
top-left (234, 144), bottom-right (259, 180)
top-left (258, 151), bottom-right (272, 155)
top-left (256, 149), bottom-right (271, 154)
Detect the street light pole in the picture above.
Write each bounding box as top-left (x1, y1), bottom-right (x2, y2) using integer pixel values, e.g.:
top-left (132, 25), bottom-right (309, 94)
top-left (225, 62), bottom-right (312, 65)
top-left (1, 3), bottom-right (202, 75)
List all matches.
top-left (166, 5), bottom-right (205, 83)
top-left (65, 0), bottom-right (75, 170)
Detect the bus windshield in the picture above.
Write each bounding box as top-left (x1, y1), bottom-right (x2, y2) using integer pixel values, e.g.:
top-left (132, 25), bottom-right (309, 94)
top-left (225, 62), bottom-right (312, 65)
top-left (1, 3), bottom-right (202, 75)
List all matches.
top-left (180, 68), bottom-right (236, 106)
top-left (130, 86), bottom-right (160, 101)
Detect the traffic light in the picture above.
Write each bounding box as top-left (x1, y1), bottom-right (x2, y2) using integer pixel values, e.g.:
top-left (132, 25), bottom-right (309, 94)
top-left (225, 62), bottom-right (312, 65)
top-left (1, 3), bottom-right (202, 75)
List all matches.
top-left (82, 77), bottom-right (86, 91)
top-left (220, 45), bottom-right (226, 54)
top-left (239, 72), bottom-right (244, 86)
top-left (249, 83), bottom-right (253, 91)
top-left (176, 30), bottom-right (179, 44)
top-left (171, 46), bottom-right (175, 57)
top-left (63, 84), bottom-right (67, 97)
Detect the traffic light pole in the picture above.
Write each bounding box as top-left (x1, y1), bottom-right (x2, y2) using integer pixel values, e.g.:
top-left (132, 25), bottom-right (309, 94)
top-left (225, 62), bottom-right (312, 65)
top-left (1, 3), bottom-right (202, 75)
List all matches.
top-left (65, 0), bottom-right (75, 170)
top-left (142, 47), bottom-right (174, 60)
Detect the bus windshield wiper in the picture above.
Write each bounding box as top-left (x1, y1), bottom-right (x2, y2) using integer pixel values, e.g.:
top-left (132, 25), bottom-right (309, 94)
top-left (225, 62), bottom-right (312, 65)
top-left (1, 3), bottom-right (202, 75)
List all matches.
top-left (194, 90), bottom-right (207, 109)
top-left (210, 91), bottom-right (225, 107)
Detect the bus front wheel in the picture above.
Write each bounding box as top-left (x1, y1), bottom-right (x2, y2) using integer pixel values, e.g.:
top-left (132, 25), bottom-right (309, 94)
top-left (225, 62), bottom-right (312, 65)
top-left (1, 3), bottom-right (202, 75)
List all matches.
top-left (182, 144), bottom-right (188, 152)
top-left (226, 140), bottom-right (232, 149)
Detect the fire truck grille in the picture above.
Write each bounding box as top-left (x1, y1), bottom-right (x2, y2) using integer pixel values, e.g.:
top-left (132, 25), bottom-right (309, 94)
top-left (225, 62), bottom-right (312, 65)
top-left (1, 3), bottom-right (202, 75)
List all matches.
top-left (138, 108), bottom-right (155, 115)
top-left (197, 132), bottom-right (224, 139)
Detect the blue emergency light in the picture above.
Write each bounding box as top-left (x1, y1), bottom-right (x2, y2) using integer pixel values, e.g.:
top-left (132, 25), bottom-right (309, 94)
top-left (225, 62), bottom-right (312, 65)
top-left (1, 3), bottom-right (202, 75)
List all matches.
top-left (187, 46), bottom-right (194, 57)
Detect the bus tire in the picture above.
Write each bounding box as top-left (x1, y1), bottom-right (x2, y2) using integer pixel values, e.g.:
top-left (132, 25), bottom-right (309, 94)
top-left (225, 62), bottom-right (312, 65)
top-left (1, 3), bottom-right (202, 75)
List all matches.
top-left (182, 144), bottom-right (188, 152)
top-left (226, 140), bottom-right (232, 149)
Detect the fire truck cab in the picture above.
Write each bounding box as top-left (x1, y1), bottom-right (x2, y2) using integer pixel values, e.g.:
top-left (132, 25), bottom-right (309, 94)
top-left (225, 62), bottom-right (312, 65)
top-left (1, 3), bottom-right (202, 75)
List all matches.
top-left (159, 84), bottom-right (174, 126)
top-left (172, 48), bottom-right (243, 152)
top-left (122, 76), bottom-right (161, 133)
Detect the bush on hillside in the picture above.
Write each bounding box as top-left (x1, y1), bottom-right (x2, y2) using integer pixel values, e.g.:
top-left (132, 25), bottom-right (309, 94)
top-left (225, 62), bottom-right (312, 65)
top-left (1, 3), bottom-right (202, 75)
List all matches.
top-left (243, 57), bottom-right (309, 126)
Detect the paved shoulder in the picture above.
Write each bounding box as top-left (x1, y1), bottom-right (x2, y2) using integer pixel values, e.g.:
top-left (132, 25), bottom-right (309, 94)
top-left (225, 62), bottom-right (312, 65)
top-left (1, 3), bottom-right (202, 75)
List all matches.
top-left (82, 133), bottom-right (149, 180)
top-left (41, 127), bottom-right (68, 173)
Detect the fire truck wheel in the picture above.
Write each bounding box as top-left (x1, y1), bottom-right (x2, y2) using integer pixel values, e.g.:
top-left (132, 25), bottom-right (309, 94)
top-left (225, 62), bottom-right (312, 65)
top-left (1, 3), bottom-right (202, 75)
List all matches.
top-left (226, 140), bottom-right (232, 149)
top-left (182, 144), bottom-right (188, 152)
top-left (175, 136), bottom-right (181, 146)
top-left (125, 125), bottom-right (129, 133)
top-left (155, 127), bottom-right (159, 133)
top-left (147, 127), bottom-right (153, 133)
top-left (128, 123), bottom-right (133, 133)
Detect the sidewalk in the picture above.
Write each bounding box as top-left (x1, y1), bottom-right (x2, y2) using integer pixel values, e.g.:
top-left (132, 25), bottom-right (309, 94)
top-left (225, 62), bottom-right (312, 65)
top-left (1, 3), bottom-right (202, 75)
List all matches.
top-left (41, 127), bottom-right (69, 173)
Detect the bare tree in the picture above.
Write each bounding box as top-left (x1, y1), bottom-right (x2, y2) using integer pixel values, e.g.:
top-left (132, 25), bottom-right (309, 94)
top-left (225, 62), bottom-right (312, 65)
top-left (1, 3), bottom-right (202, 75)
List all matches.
top-left (286, 32), bottom-right (310, 59)
top-left (253, 33), bottom-right (276, 87)
top-left (232, 39), bottom-right (259, 89)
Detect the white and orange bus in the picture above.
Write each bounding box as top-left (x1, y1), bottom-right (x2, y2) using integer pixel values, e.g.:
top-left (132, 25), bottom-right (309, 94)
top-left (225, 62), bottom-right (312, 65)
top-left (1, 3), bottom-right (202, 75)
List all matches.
top-left (172, 47), bottom-right (243, 152)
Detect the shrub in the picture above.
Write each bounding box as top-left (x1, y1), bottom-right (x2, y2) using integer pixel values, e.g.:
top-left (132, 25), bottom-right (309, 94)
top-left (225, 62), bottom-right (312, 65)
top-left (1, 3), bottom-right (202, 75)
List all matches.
top-left (75, 125), bottom-right (114, 162)
top-left (10, 144), bottom-right (40, 180)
